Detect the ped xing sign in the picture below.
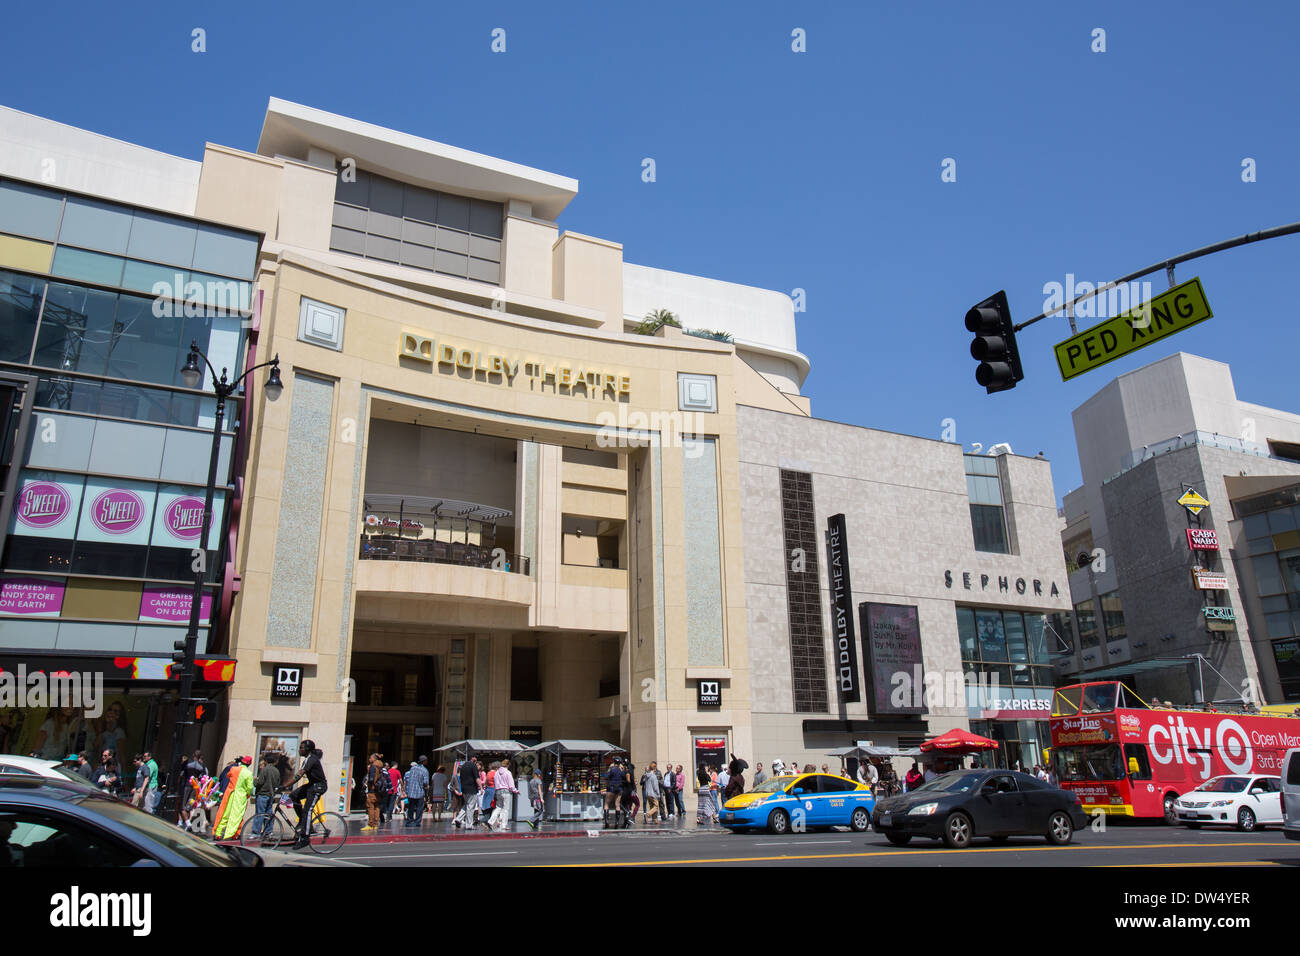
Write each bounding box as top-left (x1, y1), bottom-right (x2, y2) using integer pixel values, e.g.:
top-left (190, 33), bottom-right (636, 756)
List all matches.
top-left (1054, 277), bottom-right (1212, 381)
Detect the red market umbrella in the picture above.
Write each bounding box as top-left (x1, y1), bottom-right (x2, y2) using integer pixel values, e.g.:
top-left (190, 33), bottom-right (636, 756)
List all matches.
top-left (919, 728), bottom-right (1000, 753)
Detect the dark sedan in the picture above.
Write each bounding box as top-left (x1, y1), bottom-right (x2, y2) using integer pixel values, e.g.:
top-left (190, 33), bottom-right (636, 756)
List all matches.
top-left (0, 775), bottom-right (355, 866)
top-left (871, 769), bottom-right (1088, 848)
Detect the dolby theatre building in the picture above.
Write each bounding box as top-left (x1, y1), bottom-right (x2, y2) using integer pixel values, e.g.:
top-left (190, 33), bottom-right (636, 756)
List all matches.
top-left (0, 98), bottom-right (1071, 789)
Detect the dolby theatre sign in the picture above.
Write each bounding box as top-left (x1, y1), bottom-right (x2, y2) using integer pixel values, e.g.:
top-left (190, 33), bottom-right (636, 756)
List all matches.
top-left (400, 332), bottom-right (631, 400)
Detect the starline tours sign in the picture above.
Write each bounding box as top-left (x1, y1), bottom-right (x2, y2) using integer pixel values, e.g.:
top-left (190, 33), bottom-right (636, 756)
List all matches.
top-left (824, 513), bottom-right (862, 704)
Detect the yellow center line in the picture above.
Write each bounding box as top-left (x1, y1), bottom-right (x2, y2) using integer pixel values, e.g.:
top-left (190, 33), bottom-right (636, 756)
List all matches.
top-left (526, 841), bottom-right (1282, 868)
top-left (1096, 860), bottom-right (1282, 868)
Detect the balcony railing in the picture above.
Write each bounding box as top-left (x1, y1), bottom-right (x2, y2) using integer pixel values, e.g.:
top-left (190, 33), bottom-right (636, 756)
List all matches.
top-left (359, 534), bottom-right (530, 575)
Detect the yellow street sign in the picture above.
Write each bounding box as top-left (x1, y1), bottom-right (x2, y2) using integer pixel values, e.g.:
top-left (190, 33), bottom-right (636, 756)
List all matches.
top-left (1054, 278), bottom-right (1213, 381)
top-left (1178, 489), bottom-right (1211, 515)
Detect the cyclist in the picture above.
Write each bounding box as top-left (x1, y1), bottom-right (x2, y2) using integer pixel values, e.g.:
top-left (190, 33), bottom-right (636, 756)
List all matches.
top-left (289, 739), bottom-right (328, 849)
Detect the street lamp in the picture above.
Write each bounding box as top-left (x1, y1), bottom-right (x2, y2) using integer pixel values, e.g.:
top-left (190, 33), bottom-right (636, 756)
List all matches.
top-left (163, 341), bottom-right (281, 819)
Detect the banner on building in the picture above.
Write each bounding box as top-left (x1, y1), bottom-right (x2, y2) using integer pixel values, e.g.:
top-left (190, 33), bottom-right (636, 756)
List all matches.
top-left (859, 602), bottom-right (924, 715)
top-left (824, 514), bottom-right (862, 704)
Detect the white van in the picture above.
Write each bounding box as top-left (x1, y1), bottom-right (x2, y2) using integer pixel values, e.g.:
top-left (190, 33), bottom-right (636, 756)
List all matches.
top-left (1283, 749), bottom-right (1300, 840)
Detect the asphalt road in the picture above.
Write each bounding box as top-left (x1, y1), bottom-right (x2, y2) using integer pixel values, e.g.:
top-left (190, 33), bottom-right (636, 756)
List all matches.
top-left (329, 823), bottom-right (1300, 867)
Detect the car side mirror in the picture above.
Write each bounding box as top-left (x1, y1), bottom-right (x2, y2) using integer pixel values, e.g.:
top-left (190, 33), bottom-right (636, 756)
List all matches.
top-left (981, 784), bottom-right (997, 796)
top-left (790, 788), bottom-right (804, 796)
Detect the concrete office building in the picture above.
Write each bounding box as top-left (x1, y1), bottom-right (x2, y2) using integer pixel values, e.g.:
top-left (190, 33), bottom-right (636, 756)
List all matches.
top-left (739, 410), bottom-right (1073, 771)
top-left (1059, 353), bottom-right (1300, 706)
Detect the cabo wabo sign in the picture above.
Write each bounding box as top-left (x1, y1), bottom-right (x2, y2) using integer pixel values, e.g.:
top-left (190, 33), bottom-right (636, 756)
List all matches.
top-left (400, 332), bottom-right (631, 400)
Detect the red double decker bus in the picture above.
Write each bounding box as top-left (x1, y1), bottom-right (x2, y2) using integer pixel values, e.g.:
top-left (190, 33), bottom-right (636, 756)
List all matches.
top-left (1050, 681), bottom-right (1300, 822)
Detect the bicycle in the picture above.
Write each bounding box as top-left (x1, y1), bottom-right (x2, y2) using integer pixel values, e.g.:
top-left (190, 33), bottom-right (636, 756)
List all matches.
top-left (240, 789), bottom-right (348, 854)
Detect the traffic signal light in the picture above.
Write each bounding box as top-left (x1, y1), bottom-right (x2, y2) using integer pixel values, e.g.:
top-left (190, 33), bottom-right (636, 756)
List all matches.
top-left (171, 638), bottom-right (191, 679)
top-left (965, 290), bottom-right (1024, 393)
top-left (181, 698), bottom-right (213, 723)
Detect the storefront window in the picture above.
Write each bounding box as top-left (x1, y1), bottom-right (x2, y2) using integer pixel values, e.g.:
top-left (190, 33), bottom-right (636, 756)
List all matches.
top-left (1075, 599), bottom-right (1099, 649)
top-left (974, 609), bottom-right (1005, 661)
top-left (1099, 590), bottom-right (1126, 643)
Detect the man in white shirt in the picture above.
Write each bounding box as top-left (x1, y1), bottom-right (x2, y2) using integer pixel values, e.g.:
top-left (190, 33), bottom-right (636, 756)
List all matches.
top-left (488, 763), bottom-right (518, 831)
top-left (923, 765), bottom-right (938, 783)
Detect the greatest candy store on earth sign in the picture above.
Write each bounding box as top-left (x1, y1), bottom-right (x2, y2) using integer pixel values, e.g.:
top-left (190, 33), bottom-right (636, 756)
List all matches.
top-left (0, 577), bottom-right (66, 616)
top-left (139, 586), bottom-right (212, 624)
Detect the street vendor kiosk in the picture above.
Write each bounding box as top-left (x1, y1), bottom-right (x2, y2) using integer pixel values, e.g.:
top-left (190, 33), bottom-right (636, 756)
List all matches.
top-left (523, 740), bottom-right (625, 821)
top-left (434, 739), bottom-right (527, 819)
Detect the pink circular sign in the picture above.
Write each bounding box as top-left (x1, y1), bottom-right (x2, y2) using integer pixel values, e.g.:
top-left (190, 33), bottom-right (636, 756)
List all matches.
top-left (16, 482), bottom-right (70, 530)
top-left (163, 496), bottom-right (206, 540)
top-left (89, 489), bottom-right (145, 535)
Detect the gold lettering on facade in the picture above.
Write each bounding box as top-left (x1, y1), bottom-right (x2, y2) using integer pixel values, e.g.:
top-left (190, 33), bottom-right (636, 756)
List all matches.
top-left (399, 333), bottom-right (629, 398)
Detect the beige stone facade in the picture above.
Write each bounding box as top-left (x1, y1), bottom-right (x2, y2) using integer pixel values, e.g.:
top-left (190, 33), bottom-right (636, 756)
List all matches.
top-left (188, 101), bottom-right (813, 786)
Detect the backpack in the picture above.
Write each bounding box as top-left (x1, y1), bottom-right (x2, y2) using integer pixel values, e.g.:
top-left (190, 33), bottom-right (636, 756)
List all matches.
top-left (373, 767), bottom-right (390, 795)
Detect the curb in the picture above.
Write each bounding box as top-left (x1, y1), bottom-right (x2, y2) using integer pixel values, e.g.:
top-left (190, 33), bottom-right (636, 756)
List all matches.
top-left (340, 824), bottom-right (723, 845)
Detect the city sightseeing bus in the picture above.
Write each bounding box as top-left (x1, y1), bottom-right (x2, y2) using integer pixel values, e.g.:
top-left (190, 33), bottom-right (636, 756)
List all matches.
top-left (1050, 680), bottom-right (1300, 822)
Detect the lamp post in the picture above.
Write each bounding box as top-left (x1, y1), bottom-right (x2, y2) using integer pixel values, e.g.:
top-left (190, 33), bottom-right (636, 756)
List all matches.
top-left (162, 341), bottom-right (282, 819)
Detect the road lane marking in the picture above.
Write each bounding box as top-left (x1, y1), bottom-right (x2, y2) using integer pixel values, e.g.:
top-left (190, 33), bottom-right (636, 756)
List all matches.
top-left (755, 840), bottom-right (851, 846)
top-left (1096, 860), bottom-right (1283, 868)
top-left (531, 841), bottom-right (1283, 867)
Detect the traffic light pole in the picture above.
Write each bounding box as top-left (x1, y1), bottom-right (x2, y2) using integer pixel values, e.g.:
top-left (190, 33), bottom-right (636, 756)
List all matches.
top-left (162, 370), bottom-right (227, 820)
top-left (162, 344), bottom-right (281, 820)
top-left (1013, 220), bottom-right (1300, 333)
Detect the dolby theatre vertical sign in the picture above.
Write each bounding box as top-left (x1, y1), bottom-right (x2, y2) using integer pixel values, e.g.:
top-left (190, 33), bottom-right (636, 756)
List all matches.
top-left (825, 514), bottom-right (861, 703)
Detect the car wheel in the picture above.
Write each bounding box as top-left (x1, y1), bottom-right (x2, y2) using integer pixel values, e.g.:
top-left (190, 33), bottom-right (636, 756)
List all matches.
top-left (1163, 794), bottom-right (1178, 825)
top-left (1237, 808), bottom-right (1257, 832)
top-left (850, 807), bottom-right (870, 832)
top-left (942, 812), bottom-right (973, 849)
top-left (1047, 810), bottom-right (1074, 846)
top-left (768, 808), bottom-right (791, 835)
top-left (885, 833), bottom-right (912, 846)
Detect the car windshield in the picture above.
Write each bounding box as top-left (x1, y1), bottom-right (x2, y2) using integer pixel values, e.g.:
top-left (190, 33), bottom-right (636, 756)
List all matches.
top-left (1195, 776), bottom-right (1249, 794)
top-left (750, 775), bottom-right (797, 794)
top-left (77, 795), bottom-right (243, 866)
top-left (912, 772), bottom-right (983, 794)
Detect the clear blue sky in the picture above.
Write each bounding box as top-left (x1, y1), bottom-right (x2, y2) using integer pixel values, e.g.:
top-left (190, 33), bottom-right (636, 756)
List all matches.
top-left (5, 0), bottom-right (1296, 502)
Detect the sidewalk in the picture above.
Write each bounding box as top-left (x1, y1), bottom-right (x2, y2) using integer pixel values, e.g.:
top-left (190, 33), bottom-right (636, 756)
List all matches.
top-left (341, 808), bottom-right (724, 844)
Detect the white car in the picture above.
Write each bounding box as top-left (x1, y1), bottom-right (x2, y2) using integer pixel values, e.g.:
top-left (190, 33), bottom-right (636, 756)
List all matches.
top-left (1174, 774), bottom-right (1283, 832)
top-left (0, 754), bottom-right (95, 786)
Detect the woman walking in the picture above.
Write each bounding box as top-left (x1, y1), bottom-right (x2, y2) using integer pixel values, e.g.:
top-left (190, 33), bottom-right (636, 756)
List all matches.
top-left (696, 764), bottom-right (716, 825)
top-left (429, 764), bottom-right (448, 822)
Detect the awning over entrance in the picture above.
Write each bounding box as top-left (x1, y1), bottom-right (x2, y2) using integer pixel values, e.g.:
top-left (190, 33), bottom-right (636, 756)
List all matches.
top-left (523, 739), bottom-right (624, 755)
top-left (0, 655), bottom-right (237, 684)
top-left (434, 739), bottom-right (524, 755)
top-left (362, 494), bottom-right (512, 521)
top-left (1064, 659), bottom-right (1192, 681)
top-left (827, 745), bottom-right (922, 758)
